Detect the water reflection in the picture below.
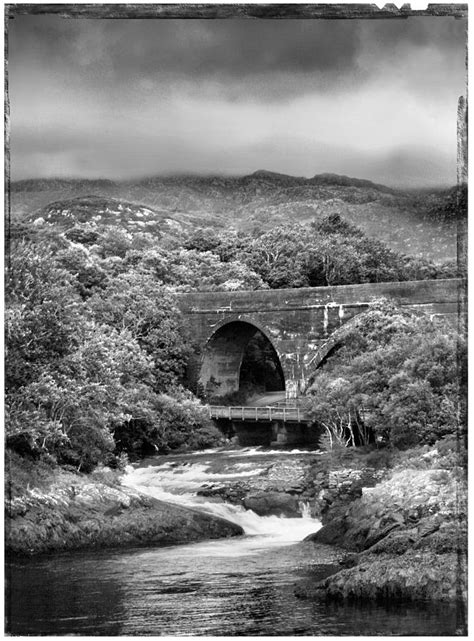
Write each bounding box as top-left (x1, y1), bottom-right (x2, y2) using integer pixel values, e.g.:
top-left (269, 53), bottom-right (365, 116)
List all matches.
top-left (7, 541), bottom-right (462, 636)
top-left (7, 554), bottom-right (127, 635)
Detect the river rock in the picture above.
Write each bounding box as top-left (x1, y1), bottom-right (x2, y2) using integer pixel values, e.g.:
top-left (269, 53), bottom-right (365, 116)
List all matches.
top-left (243, 491), bottom-right (300, 517)
top-left (301, 450), bottom-right (468, 612)
top-left (364, 528), bottom-right (418, 555)
top-left (304, 516), bottom-right (347, 545)
top-left (363, 520), bottom-right (403, 550)
top-left (321, 550), bottom-right (467, 604)
top-left (338, 553), bottom-right (359, 568)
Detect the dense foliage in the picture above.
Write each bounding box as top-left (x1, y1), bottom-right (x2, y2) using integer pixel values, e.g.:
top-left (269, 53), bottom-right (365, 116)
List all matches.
top-left (307, 300), bottom-right (463, 450)
top-left (5, 240), bottom-right (222, 471)
top-left (182, 214), bottom-right (457, 290)
top-left (6, 209), bottom-right (462, 472)
top-left (11, 212), bottom-right (458, 294)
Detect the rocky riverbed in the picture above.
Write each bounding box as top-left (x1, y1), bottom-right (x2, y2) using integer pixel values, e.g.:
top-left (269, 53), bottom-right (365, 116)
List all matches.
top-left (196, 448), bottom-right (385, 519)
top-left (197, 454), bottom-right (315, 515)
top-left (193, 444), bottom-right (467, 609)
top-left (299, 447), bottom-right (467, 610)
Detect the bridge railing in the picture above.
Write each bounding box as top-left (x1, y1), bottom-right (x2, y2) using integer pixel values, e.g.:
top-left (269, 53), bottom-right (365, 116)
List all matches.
top-left (208, 405), bottom-right (308, 423)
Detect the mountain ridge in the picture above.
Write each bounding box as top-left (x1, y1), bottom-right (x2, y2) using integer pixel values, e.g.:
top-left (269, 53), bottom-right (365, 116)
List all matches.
top-left (12, 170), bottom-right (411, 193)
top-left (10, 171), bottom-right (459, 262)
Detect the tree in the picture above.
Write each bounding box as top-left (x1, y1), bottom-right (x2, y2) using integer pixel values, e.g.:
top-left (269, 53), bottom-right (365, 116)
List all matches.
top-left (55, 243), bottom-right (108, 298)
top-left (183, 227), bottom-right (222, 254)
top-left (5, 240), bottom-right (85, 392)
top-left (113, 387), bottom-right (223, 457)
top-left (96, 227), bottom-right (133, 258)
top-left (311, 213), bottom-right (364, 238)
top-left (5, 237), bottom-right (225, 469)
top-left (87, 271), bottom-right (189, 390)
top-left (308, 301), bottom-right (461, 449)
top-left (123, 246), bottom-right (267, 292)
top-left (235, 225), bottom-right (312, 288)
top-left (6, 241), bottom-right (155, 467)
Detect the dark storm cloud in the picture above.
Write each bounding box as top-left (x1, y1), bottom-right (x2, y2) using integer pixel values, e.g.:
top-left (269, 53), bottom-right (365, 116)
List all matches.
top-left (102, 20), bottom-right (362, 78)
top-left (10, 16), bottom-right (465, 87)
top-left (10, 17), bottom-right (362, 78)
top-left (359, 15), bottom-right (466, 51)
top-left (8, 14), bottom-right (467, 185)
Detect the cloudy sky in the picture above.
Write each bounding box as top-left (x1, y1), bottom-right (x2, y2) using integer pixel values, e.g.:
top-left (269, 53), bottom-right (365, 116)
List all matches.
top-left (8, 13), bottom-right (466, 187)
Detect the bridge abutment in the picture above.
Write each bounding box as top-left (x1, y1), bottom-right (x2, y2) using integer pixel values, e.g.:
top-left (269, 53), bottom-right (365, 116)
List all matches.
top-left (227, 419), bottom-right (318, 447)
top-left (271, 421), bottom-right (305, 445)
top-left (231, 421), bottom-right (273, 447)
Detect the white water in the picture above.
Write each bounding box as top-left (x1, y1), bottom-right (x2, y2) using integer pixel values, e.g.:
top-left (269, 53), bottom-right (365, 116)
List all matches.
top-left (10, 449), bottom-right (462, 635)
top-left (122, 451), bottom-right (322, 551)
top-left (226, 446), bottom-right (318, 457)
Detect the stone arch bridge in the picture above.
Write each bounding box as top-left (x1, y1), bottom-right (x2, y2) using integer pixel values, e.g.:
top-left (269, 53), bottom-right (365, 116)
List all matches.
top-left (177, 279), bottom-right (462, 403)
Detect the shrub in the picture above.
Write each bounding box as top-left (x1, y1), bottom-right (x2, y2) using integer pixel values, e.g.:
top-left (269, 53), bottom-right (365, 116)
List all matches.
top-left (113, 388), bottom-right (223, 457)
top-left (366, 448), bottom-right (393, 470)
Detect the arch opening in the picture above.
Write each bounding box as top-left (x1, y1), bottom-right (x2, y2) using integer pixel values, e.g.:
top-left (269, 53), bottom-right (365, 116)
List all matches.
top-left (199, 321), bottom-right (285, 404)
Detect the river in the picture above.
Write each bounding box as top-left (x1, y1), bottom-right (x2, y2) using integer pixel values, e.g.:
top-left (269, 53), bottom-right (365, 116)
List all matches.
top-left (6, 447), bottom-right (462, 635)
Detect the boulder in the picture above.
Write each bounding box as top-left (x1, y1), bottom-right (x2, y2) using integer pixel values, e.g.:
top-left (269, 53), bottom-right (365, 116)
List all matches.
top-left (339, 553), bottom-right (359, 568)
top-left (364, 528), bottom-right (417, 555)
top-left (304, 516), bottom-right (347, 545)
top-left (243, 491), bottom-right (300, 517)
top-left (363, 521), bottom-right (402, 550)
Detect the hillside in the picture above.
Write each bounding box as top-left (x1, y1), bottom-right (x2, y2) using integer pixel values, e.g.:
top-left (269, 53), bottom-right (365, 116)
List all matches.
top-left (10, 172), bottom-right (460, 261)
top-left (29, 195), bottom-right (186, 236)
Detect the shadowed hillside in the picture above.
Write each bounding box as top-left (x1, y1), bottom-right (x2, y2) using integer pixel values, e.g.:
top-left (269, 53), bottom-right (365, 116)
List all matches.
top-left (10, 172), bottom-right (460, 262)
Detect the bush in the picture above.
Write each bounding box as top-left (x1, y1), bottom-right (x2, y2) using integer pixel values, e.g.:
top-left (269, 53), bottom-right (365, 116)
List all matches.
top-left (5, 450), bottom-right (57, 499)
top-left (365, 448), bottom-right (393, 470)
top-left (113, 389), bottom-right (223, 457)
top-left (435, 434), bottom-right (467, 471)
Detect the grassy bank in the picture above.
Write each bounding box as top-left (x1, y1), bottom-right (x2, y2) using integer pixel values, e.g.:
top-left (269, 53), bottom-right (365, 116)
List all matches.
top-left (5, 452), bottom-right (243, 556)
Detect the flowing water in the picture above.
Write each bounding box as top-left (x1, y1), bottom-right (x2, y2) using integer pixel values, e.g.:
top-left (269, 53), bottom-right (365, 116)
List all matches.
top-left (6, 447), bottom-right (463, 636)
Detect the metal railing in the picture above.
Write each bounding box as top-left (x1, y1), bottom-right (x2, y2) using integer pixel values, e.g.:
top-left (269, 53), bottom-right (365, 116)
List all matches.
top-left (208, 405), bottom-right (308, 423)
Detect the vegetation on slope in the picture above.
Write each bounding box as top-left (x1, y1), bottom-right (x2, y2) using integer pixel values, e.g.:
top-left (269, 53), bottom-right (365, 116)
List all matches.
top-left (10, 171), bottom-right (462, 261)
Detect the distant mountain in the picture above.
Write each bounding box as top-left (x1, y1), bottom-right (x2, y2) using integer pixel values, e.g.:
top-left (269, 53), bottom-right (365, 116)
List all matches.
top-left (9, 172), bottom-right (459, 262)
top-left (309, 173), bottom-right (396, 194)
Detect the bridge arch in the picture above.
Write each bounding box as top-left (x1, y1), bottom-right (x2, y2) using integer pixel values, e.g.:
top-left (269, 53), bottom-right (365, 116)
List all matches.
top-left (198, 317), bottom-right (286, 400)
top-left (303, 309), bottom-right (374, 392)
top-left (304, 339), bottom-right (341, 392)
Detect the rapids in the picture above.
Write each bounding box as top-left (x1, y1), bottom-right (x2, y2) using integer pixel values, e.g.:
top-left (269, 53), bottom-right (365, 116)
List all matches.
top-left (6, 447), bottom-right (462, 635)
top-left (122, 446), bottom-right (322, 545)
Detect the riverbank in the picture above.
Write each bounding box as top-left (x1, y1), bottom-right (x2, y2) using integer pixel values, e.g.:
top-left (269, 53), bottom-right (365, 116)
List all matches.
top-left (5, 453), bottom-right (243, 556)
top-left (298, 442), bottom-right (467, 612)
top-left (185, 442), bottom-right (467, 609)
top-left (6, 442), bottom-right (467, 616)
